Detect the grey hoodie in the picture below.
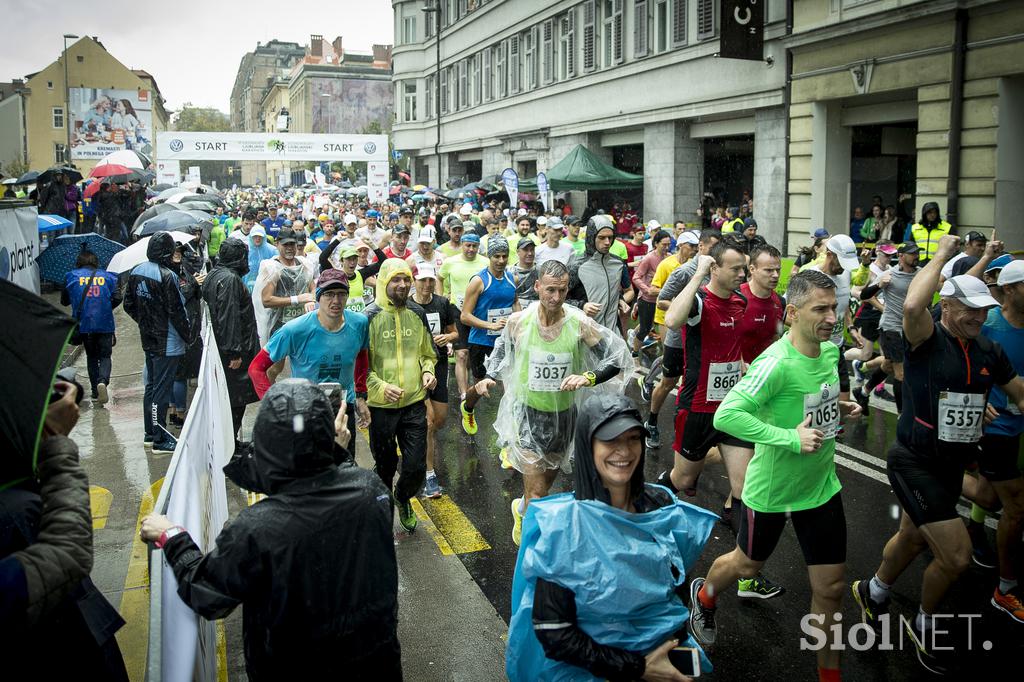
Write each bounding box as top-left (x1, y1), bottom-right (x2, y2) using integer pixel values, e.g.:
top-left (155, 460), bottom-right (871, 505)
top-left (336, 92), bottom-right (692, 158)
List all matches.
top-left (571, 217), bottom-right (626, 331)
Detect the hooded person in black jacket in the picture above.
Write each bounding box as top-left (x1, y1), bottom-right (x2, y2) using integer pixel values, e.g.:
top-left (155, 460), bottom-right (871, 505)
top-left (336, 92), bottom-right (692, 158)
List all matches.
top-left (202, 238), bottom-right (259, 443)
top-left (140, 380), bottom-right (401, 681)
top-left (123, 231), bottom-right (191, 452)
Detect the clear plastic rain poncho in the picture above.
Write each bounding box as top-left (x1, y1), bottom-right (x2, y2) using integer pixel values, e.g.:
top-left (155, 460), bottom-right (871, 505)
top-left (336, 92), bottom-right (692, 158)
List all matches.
top-left (485, 302), bottom-right (633, 472)
top-left (252, 257), bottom-right (315, 345)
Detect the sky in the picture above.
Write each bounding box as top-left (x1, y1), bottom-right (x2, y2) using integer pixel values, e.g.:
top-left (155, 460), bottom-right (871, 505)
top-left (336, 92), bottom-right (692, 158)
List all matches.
top-left (1, 0), bottom-right (395, 114)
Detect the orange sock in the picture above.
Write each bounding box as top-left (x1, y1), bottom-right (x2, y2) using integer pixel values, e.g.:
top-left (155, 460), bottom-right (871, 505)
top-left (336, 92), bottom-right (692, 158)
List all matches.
top-left (818, 667), bottom-right (840, 682)
top-left (697, 584), bottom-right (716, 609)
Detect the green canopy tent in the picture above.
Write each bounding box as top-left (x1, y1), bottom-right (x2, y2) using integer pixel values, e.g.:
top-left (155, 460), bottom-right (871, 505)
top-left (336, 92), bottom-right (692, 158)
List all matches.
top-left (517, 144), bottom-right (644, 192)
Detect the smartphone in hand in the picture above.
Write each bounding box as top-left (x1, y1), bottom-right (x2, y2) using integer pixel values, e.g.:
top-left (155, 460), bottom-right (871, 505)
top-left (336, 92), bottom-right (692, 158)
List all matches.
top-left (668, 646), bottom-right (701, 677)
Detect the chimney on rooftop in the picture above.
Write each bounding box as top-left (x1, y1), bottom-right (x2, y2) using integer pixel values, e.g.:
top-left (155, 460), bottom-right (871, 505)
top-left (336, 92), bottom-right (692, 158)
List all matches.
top-left (333, 36), bottom-right (343, 59)
top-left (310, 35), bottom-right (323, 57)
top-left (372, 44), bottom-right (392, 66)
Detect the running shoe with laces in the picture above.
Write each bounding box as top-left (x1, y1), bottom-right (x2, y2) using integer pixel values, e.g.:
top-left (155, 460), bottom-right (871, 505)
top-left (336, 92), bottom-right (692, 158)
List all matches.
top-left (638, 375), bottom-right (653, 404)
top-left (851, 579), bottom-right (890, 627)
top-left (688, 577), bottom-right (716, 646)
top-left (151, 436), bottom-right (178, 454)
top-left (499, 447), bottom-right (513, 470)
top-left (873, 385), bottom-right (896, 402)
top-left (968, 523), bottom-right (997, 569)
top-left (397, 497), bottom-right (417, 532)
top-left (737, 573), bottom-right (785, 600)
top-left (422, 473), bottom-right (442, 499)
top-left (645, 424), bottom-right (661, 450)
top-left (903, 618), bottom-right (952, 676)
top-left (992, 586), bottom-right (1024, 624)
top-left (96, 382), bottom-right (109, 405)
top-left (460, 400), bottom-right (478, 435)
top-left (511, 497), bottom-right (524, 546)
top-left (853, 386), bottom-right (871, 418)
top-left (851, 359), bottom-right (865, 384)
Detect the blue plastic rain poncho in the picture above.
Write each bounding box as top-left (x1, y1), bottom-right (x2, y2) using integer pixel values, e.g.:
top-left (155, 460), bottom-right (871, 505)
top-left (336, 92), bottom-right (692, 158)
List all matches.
top-left (244, 227), bottom-right (277, 293)
top-left (506, 394), bottom-right (718, 681)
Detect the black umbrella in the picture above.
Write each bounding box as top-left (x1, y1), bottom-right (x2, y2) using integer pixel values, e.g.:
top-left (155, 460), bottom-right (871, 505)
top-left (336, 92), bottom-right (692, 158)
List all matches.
top-left (0, 279), bottom-right (76, 488)
top-left (152, 183), bottom-right (175, 192)
top-left (16, 170), bottom-right (40, 185)
top-left (38, 165), bottom-right (83, 184)
top-left (134, 209), bottom-right (212, 238)
top-left (132, 202), bottom-right (182, 229)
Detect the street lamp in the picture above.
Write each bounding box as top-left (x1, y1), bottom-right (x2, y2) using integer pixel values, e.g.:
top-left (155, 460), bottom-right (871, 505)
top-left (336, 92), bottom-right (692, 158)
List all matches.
top-left (422, 3), bottom-right (442, 187)
top-left (62, 33), bottom-right (79, 164)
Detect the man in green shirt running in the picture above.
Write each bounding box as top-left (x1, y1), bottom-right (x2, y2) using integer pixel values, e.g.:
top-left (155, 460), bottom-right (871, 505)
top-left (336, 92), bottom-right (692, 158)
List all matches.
top-left (439, 232), bottom-right (484, 399)
top-left (688, 270), bottom-right (862, 682)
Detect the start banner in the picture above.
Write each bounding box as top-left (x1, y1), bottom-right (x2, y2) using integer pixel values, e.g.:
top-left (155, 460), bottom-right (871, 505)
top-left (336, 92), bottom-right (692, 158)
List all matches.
top-left (156, 132), bottom-right (388, 162)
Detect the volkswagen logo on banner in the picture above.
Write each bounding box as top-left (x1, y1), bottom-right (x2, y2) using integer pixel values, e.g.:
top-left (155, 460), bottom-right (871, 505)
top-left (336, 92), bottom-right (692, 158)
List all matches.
top-left (169, 139), bottom-right (184, 152)
top-left (364, 142), bottom-right (377, 155)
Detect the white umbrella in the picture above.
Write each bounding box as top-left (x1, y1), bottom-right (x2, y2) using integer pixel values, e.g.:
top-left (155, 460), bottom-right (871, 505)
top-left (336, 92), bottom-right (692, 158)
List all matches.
top-left (94, 149), bottom-right (147, 169)
top-left (106, 231), bottom-right (196, 274)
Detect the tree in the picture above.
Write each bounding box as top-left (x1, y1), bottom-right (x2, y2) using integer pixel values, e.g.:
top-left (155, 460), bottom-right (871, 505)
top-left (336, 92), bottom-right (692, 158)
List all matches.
top-left (0, 157), bottom-right (30, 179)
top-left (171, 103), bottom-right (232, 186)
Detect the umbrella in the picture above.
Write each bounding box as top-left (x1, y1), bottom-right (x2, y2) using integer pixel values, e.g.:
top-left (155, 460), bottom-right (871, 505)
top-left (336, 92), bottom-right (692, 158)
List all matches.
top-left (134, 209), bottom-right (212, 238)
top-left (0, 279), bottom-right (77, 489)
top-left (83, 180), bottom-right (106, 200)
top-left (1, 178), bottom-right (17, 185)
top-left (412, 184), bottom-right (427, 191)
top-left (37, 214), bottom-right (74, 232)
top-left (37, 166), bottom-right (83, 184)
top-left (152, 183), bottom-right (175, 192)
top-left (16, 171), bottom-right (40, 185)
top-left (155, 187), bottom-right (189, 202)
top-left (166, 193), bottom-right (225, 208)
top-left (132, 202), bottom-right (187, 229)
top-left (95, 168), bottom-right (152, 185)
top-left (36, 233), bottom-right (125, 284)
top-left (89, 164), bottom-right (135, 179)
top-left (106, 231), bottom-right (197, 274)
top-left (95, 149), bottom-right (148, 169)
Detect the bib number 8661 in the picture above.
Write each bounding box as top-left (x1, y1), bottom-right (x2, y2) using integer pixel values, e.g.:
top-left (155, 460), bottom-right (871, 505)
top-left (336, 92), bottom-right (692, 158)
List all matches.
top-left (712, 374), bottom-right (739, 391)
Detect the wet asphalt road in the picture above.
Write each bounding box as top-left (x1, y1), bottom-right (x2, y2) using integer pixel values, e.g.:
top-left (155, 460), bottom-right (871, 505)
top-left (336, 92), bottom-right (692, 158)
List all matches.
top-left (428, 369), bottom-right (1024, 680)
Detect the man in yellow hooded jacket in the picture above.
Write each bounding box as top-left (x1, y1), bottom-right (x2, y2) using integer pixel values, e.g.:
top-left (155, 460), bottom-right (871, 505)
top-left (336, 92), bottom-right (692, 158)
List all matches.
top-left (363, 258), bottom-right (438, 532)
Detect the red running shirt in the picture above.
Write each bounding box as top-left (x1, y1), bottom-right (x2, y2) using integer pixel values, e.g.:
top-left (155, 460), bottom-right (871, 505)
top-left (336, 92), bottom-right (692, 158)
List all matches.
top-left (738, 282), bottom-right (785, 364)
top-left (679, 286), bottom-right (747, 413)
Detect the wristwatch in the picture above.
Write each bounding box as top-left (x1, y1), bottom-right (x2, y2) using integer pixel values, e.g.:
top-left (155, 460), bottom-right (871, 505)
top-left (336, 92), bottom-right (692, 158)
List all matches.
top-left (584, 371), bottom-right (597, 387)
top-left (155, 525), bottom-right (186, 549)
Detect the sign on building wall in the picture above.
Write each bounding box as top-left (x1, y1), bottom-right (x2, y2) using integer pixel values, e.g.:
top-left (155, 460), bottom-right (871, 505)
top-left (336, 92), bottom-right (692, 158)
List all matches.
top-left (719, 0), bottom-right (764, 62)
top-left (187, 166), bottom-right (201, 184)
top-left (69, 88), bottom-right (154, 159)
top-left (156, 132), bottom-right (388, 162)
top-left (156, 160), bottom-right (180, 185)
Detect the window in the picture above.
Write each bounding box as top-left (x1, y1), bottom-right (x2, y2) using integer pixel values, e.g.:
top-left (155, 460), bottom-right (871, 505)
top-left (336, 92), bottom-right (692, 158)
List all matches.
top-left (54, 143), bottom-right (68, 164)
top-left (508, 35), bottom-right (521, 94)
top-left (425, 74), bottom-right (435, 118)
top-left (672, 0), bottom-right (687, 47)
top-left (47, 81), bottom-right (53, 89)
top-left (635, 0), bottom-right (649, 58)
top-left (654, 0), bottom-right (670, 52)
top-left (601, 0), bottom-right (623, 67)
top-left (697, 0), bottom-right (715, 39)
top-left (403, 16), bottom-right (417, 44)
top-left (440, 67), bottom-right (449, 114)
top-left (403, 81), bottom-right (417, 122)
top-left (444, 0), bottom-right (455, 27)
top-left (542, 19), bottom-right (555, 84)
top-left (52, 107), bottom-right (64, 129)
top-left (496, 43), bottom-right (507, 98)
top-left (524, 28), bottom-right (538, 90)
top-left (458, 59), bottom-right (468, 109)
top-left (560, 11), bottom-right (576, 79)
top-left (471, 53), bottom-right (482, 105)
top-left (425, 11), bottom-right (436, 38)
top-left (583, 0), bottom-right (596, 72)
top-left (483, 48), bottom-right (492, 101)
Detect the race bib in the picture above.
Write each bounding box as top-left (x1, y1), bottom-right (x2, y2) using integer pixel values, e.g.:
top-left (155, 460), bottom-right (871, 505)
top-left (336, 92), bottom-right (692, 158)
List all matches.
top-left (528, 352), bottom-right (573, 392)
top-left (346, 299), bottom-right (365, 313)
top-left (804, 384), bottom-right (840, 440)
top-left (282, 304), bottom-right (305, 322)
top-left (937, 392), bottom-right (985, 443)
top-left (426, 312), bottom-right (441, 336)
top-left (706, 361), bottom-right (742, 402)
top-left (455, 294), bottom-right (465, 310)
top-left (487, 307), bottom-right (512, 336)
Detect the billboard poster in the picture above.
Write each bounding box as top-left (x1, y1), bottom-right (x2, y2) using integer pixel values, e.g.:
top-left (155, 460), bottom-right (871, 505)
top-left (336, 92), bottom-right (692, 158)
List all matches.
top-left (367, 161), bottom-right (389, 203)
top-left (156, 160), bottom-right (180, 185)
top-left (156, 132), bottom-right (388, 162)
top-left (69, 88), bottom-right (153, 160)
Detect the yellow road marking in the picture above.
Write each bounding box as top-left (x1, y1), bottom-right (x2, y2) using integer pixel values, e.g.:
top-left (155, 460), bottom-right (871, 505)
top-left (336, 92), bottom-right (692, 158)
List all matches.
top-left (217, 621), bottom-right (228, 682)
top-left (117, 478), bottom-right (163, 682)
top-left (89, 485), bottom-right (112, 529)
top-left (419, 495), bottom-right (491, 554)
top-left (410, 498), bottom-right (455, 555)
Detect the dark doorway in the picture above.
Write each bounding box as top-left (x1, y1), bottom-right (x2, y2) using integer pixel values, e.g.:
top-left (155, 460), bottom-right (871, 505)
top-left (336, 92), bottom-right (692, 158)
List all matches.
top-left (703, 136), bottom-right (754, 209)
top-left (849, 122), bottom-right (918, 229)
top-left (590, 144), bottom-right (643, 217)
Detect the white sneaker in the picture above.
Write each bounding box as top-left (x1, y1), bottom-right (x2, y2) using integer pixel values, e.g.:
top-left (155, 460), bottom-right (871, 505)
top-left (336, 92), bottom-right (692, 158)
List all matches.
top-left (96, 383), bottom-right (109, 405)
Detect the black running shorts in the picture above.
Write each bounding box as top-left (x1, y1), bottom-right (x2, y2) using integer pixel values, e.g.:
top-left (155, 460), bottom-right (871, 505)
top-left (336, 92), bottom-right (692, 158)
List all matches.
top-left (737, 492), bottom-right (847, 565)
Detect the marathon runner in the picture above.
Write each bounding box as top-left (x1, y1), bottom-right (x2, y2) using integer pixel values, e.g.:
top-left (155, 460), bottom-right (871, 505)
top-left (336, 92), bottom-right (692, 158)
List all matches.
top-left (253, 227), bottom-right (316, 344)
top-left (438, 217), bottom-right (465, 259)
top-left (439, 231), bottom-right (484, 399)
top-left (737, 244), bottom-right (785, 364)
top-left (410, 264), bottom-right (459, 499)
top-left (472, 260), bottom-right (630, 545)
top-left (660, 241), bottom-right (783, 599)
top-left (852, 235), bottom-right (1024, 675)
top-left (406, 225), bottom-right (445, 273)
top-left (688, 270), bottom-right (862, 682)
top-left (510, 238), bottom-right (539, 311)
top-left (808, 234), bottom-right (858, 401)
top-left (460, 236), bottom-right (517, 434)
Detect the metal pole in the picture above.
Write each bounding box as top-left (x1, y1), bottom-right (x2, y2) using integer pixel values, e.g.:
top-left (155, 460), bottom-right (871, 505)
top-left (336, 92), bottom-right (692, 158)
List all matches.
top-left (63, 35), bottom-right (72, 161)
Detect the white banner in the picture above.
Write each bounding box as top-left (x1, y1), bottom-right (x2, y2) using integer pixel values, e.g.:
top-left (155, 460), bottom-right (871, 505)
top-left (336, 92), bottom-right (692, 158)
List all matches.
top-left (69, 88), bottom-right (154, 160)
top-left (502, 168), bottom-right (519, 210)
top-left (0, 206), bottom-right (41, 294)
top-left (537, 172), bottom-right (550, 213)
top-left (367, 161), bottom-right (389, 203)
top-left (156, 132), bottom-right (388, 162)
top-left (187, 166), bottom-right (201, 184)
top-left (149, 309), bottom-right (233, 682)
top-left (156, 160), bottom-right (180, 185)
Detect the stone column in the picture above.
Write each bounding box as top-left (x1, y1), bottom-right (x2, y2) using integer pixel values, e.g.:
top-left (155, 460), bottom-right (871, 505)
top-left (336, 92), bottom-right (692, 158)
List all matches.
top-left (753, 107), bottom-right (788, 247)
top-left (643, 121), bottom-right (701, 224)
top-left (810, 101), bottom-right (851, 234)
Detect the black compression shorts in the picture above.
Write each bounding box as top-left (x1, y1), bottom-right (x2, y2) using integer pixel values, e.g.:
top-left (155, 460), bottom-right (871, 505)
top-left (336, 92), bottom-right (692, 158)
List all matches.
top-left (737, 492), bottom-right (847, 565)
top-left (887, 441), bottom-right (965, 527)
top-left (978, 432), bottom-right (1022, 483)
top-left (879, 330), bottom-right (906, 364)
top-left (672, 409), bottom-right (752, 461)
top-left (662, 346), bottom-right (684, 379)
top-left (428, 348), bottom-right (449, 403)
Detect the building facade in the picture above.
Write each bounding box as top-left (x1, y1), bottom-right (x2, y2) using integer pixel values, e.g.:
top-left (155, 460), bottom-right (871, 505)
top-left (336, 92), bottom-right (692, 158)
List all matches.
top-left (5, 37), bottom-right (169, 177)
top-left (391, 0), bottom-right (790, 244)
top-left (786, 0), bottom-right (1024, 247)
top-left (0, 81), bottom-right (29, 175)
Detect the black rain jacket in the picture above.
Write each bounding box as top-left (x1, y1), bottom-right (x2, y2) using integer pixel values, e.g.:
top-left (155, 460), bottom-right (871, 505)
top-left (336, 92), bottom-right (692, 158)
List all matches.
top-left (162, 380), bottom-right (401, 681)
top-left (123, 232), bottom-right (192, 356)
top-left (202, 238), bottom-right (259, 406)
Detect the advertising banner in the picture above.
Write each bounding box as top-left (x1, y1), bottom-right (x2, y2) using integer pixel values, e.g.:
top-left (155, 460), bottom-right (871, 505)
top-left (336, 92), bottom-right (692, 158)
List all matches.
top-left (537, 172), bottom-right (550, 212)
top-left (502, 168), bottom-right (519, 210)
top-left (719, 0), bottom-right (765, 61)
top-left (156, 132), bottom-right (388, 162)
top-left (149, 309), bottom-right (232, 682)
top-left (69, 88), bottom-right (153, 160)
top-left (156, 160), bottom-right (180, 185)
top-left (187, 166), bottom-right (201, 184)
top-left (367, 161), bottom-right (389, 203)
top-left (0, 205), bottom-right (41, 294)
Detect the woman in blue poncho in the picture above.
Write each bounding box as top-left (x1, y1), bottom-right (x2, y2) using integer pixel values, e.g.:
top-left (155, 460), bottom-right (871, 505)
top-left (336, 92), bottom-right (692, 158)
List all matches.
top-left (244, 225), bottom-right (276, 293)
top-left (506, 393), bottom-right (717, 681)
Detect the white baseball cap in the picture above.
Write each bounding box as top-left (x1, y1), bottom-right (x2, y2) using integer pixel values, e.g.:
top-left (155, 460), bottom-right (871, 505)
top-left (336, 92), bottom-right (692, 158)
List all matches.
top-left (414, 264), bottom-right (436, 280)
top-left (940, 275), bottom-right (1001, 309)
top-left (537, 216), bottom-right (548, 226)
top-left (343, 213), bottom-right (357, 225)
top-left (825, 234), bottom-right (858, 272)
top-left (459, 203), bottom-right (473, 215)
top-left (646, 219), bottom-right (661, 231)
top-left (678, 231), bottom-right (700, 246)
top-left (418, 226), bottom-right (437, 244)
top-left (997, 259), bottom-right (1024, 286)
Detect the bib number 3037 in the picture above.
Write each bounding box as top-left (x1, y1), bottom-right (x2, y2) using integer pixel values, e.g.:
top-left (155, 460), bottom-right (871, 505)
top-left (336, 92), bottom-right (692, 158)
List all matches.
top-left (706, 362), bottom-right (742, 402)
top-left (803, 384), bottom-right (840, 440)
top-left (528, 352), bottom-right (572, 392)
top-left (937, 391), bottom-right (985, 443)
